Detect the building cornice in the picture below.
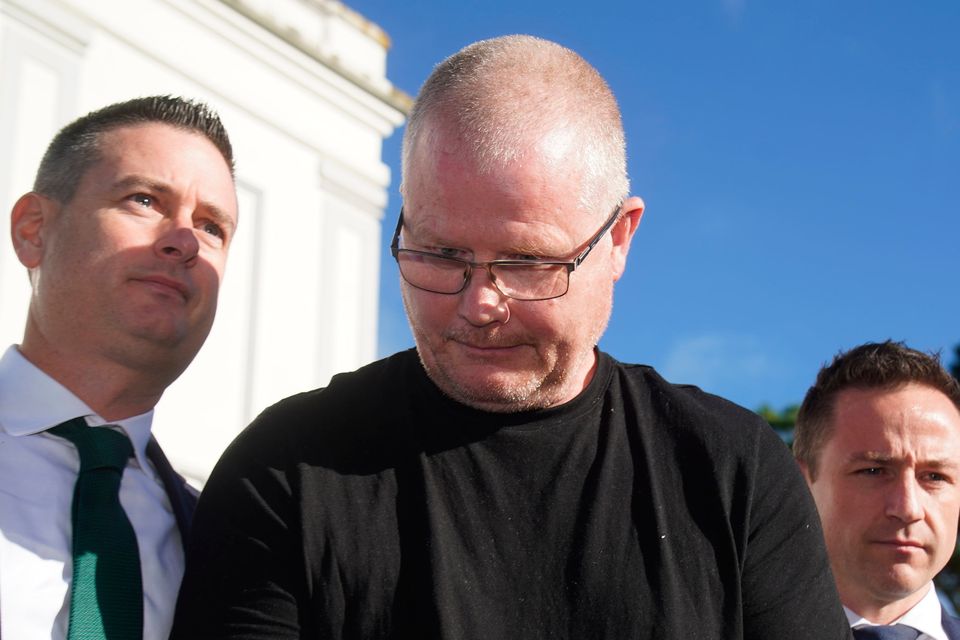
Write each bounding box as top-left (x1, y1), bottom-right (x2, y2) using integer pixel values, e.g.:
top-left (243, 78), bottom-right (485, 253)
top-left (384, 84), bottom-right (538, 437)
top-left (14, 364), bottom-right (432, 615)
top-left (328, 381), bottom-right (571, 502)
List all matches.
top-left (217, 0), bottom-right (412, 114)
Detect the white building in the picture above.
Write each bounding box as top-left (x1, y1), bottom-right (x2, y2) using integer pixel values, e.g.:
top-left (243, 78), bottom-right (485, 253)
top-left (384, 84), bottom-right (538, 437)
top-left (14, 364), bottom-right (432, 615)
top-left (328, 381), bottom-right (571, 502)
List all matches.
top-left (0, 0), bottom-right (410, 484)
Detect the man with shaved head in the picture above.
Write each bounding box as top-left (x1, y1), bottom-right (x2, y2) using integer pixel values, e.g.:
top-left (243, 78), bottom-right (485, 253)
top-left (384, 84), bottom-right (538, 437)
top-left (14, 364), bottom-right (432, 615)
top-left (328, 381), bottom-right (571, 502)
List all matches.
top-left (172, 36), bottom-right (849, 639)
top-left (795, 341), bottom-right (960, 639)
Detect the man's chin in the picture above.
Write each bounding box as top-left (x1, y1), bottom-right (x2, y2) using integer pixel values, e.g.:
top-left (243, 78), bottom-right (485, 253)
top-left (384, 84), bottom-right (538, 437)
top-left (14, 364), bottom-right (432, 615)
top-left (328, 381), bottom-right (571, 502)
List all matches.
top-left (870, 566), bottom-right (931, 602)
top-left (430, 368), bottom-right (552, 413)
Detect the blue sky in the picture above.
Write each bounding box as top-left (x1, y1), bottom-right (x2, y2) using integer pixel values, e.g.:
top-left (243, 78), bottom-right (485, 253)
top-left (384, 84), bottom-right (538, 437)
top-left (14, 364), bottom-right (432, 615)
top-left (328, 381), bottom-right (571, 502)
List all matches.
top-left (357, 0), bottom-right (960, 412)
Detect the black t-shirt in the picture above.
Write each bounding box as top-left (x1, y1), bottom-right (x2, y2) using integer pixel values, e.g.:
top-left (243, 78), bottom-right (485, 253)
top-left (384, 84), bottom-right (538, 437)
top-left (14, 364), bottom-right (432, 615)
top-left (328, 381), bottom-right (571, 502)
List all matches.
top-left (171, 349), bottom-right (850, 639)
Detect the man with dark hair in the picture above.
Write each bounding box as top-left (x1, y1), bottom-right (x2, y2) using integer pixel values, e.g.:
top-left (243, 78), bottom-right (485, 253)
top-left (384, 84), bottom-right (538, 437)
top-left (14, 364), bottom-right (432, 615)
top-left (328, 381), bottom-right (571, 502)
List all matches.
top-left (172, 36), bottom-right (848, 639)
top-left (0, 95), bottom-right (238, 639)
top-left (795, 340), bottom-right (960, 639)
top-left (33, 95), bottom-right (234, 204)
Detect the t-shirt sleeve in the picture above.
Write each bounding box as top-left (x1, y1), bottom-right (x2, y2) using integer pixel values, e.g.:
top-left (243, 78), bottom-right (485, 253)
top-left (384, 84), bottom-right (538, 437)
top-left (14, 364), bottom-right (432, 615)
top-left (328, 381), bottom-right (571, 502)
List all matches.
top-left (740, 422), bottom-right (852, 640)
top-left (169, 412), bottom-right (304, 640)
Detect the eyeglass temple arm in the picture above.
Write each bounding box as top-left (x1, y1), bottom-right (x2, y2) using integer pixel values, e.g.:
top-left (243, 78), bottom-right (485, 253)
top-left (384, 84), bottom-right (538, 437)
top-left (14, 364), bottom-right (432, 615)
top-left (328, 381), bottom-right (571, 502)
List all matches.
top-left (571, 203), bottom-right (624, 268)
top-left (390, 208), bottom-right (406, 252)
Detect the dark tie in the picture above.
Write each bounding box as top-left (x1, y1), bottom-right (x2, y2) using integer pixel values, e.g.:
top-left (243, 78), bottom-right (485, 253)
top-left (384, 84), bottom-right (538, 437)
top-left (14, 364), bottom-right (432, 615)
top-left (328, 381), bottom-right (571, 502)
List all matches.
top-left (853, 624), bottom-right (921, 640)
top-left (49, 417), bottom-right (143, 640)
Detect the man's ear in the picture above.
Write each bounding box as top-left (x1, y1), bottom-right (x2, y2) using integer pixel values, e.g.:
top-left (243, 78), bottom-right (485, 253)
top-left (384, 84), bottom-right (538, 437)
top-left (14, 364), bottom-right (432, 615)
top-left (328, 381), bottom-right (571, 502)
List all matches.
top-left (610, 195), bottom-right (644, 281)
top-left (10, 192), bottom-right (56, 269)
top-left (797, 459), bottom-right (814, 485)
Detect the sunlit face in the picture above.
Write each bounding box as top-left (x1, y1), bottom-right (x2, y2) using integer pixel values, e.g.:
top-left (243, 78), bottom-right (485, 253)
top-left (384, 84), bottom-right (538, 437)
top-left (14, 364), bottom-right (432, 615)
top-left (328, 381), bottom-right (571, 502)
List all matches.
top-left (21, 122), bottom-right (238, 379)
top-left (804, 384), bottom-right (960, 618)
top-left (399, 123), bottom-right (639, 412)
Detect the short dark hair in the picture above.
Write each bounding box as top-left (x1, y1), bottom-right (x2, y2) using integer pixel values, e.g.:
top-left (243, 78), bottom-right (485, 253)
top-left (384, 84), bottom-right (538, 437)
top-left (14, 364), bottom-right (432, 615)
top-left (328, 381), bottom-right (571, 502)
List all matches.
top-left (794, 340), bottom-right (960, 479)
top-left (33, 95), bottom-right (234, 203)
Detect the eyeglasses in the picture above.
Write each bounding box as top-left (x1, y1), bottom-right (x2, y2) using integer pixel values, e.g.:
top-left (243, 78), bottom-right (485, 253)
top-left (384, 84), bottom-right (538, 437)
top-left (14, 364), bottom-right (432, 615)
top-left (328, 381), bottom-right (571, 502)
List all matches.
top-left (390, 204), bottom-right (622, 301)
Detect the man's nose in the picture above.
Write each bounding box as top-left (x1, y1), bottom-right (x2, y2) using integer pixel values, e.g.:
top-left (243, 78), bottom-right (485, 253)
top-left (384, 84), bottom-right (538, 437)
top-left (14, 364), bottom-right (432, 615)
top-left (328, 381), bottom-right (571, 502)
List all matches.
top-left (457, 265), bottom-right (510, 326)
top-left (154, 216), bottom-right (200, 265)
top-left (885, 473), bottom-right (924, 524)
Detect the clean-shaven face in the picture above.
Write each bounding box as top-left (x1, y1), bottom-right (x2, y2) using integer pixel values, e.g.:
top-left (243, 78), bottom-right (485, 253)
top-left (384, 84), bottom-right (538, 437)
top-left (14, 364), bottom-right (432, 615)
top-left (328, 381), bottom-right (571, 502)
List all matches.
top-left (806, 383), bottom-right (960, 616)
top-left (27, 122), bottom-right (238, 375)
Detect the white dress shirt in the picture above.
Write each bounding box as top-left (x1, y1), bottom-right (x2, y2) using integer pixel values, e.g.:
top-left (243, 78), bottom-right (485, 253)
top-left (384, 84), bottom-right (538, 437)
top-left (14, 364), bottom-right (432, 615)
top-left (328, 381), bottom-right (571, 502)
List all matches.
top-left (0, 345), bottom-right (184, 640)
top-left (847, 582), bottom-right (949, 640)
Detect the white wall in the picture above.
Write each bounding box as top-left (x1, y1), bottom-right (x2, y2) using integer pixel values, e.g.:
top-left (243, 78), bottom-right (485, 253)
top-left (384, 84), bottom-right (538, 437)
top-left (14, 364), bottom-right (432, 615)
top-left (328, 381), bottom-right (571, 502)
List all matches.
top-left (0, 0), bottom-right (408, 484)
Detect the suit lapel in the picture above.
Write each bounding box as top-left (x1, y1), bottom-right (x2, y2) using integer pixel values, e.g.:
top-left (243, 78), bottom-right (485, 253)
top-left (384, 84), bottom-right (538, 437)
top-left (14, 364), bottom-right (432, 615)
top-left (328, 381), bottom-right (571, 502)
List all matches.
top-left (942, 606), bottom-right (960, 640)
top-left (146, 437), bottom-right (198, 542)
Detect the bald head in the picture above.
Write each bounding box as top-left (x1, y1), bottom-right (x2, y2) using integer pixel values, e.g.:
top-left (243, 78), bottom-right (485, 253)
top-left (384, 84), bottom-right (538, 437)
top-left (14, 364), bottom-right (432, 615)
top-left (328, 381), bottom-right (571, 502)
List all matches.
top-left (401, 35), bottom-right (628, 215)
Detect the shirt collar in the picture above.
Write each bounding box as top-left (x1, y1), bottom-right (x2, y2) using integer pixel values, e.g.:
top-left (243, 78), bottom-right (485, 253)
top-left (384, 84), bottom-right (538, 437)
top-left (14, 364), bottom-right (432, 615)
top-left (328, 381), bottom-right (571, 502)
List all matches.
top-left (0, 345), bottom-right (155, 471)
top-left (846, 583), bottom-right (948, 640)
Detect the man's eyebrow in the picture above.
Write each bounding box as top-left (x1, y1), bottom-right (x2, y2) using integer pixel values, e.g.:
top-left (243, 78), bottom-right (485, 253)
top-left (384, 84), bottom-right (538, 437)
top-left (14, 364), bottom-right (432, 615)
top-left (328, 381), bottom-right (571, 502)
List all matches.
top-left (110, 175), bottom-right (171, 194)
top-left (920, 458), bottom-right (959, 470)
top-left (403, 218), bottom-right (566, 257)
top-left (508, 239), bottom-right (572, 260)
top-left (847, 452), bottom-right (892, 464)
top-left (847, 451), bottom-right (959, 469)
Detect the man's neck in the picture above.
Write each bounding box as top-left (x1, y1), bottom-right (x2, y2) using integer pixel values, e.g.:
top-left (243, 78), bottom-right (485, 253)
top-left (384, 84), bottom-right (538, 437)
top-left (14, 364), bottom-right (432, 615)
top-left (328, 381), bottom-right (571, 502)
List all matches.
top-left (17, 343), bottom-right (166, 421)
top-left (844, 583), bottom-right (931, 625)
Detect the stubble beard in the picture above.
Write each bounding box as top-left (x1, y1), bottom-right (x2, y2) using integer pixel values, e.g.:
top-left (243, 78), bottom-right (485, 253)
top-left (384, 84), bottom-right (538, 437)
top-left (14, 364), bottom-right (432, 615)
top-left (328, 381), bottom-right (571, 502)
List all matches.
top-left (414, 323), bottom-right (608, 413)
top-left (417, 344), bottom-right (573, 413)
top-left (405, 285), bottom-right (613, 414)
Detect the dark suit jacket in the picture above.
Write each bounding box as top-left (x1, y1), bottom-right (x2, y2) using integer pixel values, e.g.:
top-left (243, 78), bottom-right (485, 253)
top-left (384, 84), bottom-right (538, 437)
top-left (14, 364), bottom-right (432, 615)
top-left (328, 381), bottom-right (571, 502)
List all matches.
top-left (147, 436), bottom-right (199, 540)
top-left (943, 607), bottom-right (960, 640)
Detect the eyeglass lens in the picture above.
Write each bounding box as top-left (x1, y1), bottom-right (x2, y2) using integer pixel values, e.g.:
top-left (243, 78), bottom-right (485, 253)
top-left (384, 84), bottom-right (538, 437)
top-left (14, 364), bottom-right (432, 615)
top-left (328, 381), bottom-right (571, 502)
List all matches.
top-left (397, 252), bottom-right (569, 301)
